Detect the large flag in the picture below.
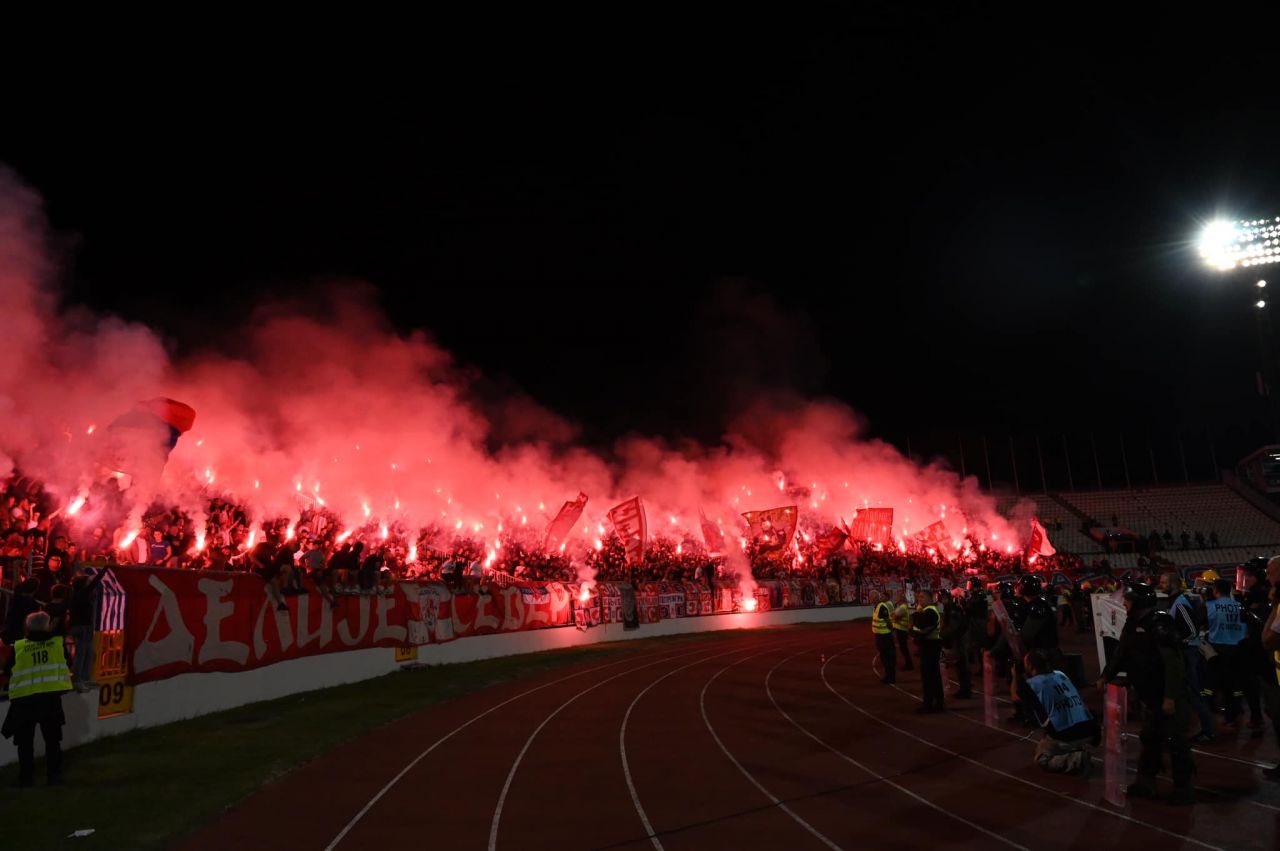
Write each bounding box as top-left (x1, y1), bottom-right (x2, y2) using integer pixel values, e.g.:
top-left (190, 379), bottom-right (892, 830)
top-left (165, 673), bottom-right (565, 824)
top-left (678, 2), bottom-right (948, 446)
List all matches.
top-left (608, 497), bottom-right (648, 565)
top-left (741, 505), bottom-right (798, 552)
top-left (699, 509), bottom-right (725, 553)
top-left (916, 520), bottom-right (957, 557)
top-left (1026, 517), bottom-right (1056, 560)
top-left (849, 507), bottom-right (894, 546)
top-left (544, 491), bottom-right (589, 552)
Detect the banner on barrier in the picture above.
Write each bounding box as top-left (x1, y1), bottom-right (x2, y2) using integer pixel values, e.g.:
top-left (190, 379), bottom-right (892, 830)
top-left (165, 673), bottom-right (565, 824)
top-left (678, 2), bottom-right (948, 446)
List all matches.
top-left (113, 567), bottom-right (412, 685)
top-left (406, 581), bottom-right (574, 644)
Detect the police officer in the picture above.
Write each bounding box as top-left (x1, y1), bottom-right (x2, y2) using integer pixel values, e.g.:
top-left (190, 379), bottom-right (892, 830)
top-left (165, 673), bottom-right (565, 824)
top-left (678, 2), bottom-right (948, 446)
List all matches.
top-left (1, 611), bottom-right (73, 786)
top-left (872, 594), bottom-right (897, 684)
top-left (891, 590), bottom-right (914, 671)
top-left (965, 578), bottom-right (989, 662)
top-left (1161, 570), bottom-right (1214, 742)
top-left (911, 589), bottom-right (945, 713)
top-left (1240, 562), bottom-right (1271, 735)
top-left (1262, 555), bottom-right (1280, 781)
top-left (1205, 578), bottom-right (1247, 733)
top-left (941, 588), bottom-right (972, 698)
top-left (1097, 582), bottom-right (1195, 805)
top-left (1018, 575), bottom-right (1060, 661)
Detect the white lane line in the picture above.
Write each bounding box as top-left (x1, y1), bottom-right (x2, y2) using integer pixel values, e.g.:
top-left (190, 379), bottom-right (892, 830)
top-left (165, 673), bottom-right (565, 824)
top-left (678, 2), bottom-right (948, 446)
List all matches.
top-left (767, 649), bottom-right (1029, 850)
top-left (326, 646), bottom-right (689, 850)
top-left (821, 649), bottom-right (1225, 851)
top-left (619, 636), bottom-right (815, 850)
top-left (489, 647), bottom-right (712, 851)
top-left (701, 650), bottom-right (844, 850)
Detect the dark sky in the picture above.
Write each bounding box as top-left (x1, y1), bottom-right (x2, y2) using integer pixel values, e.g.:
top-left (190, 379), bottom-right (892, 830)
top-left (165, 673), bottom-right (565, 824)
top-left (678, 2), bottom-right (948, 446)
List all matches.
top-left (4, 16), bottom-right (1279, 486)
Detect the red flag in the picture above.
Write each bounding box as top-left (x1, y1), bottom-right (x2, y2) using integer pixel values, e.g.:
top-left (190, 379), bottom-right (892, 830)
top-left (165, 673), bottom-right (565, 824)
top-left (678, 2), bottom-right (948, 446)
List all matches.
top-left (608, 497), bottom-right (648, 565)
top-left (850, 507), bottom-right (894, 546)
top-left (741, 505), bottom-right (798, 552)
top-left (1026, 517), bottom-right (1056, 560)
top-left (543, 492), bottom-right (589, 553)
top-left (814, 520), bottom-right (849, 558)
top-left (699, 509), bottom-right (725, 553)
top-left (920, 520), bottom-right (957, 557)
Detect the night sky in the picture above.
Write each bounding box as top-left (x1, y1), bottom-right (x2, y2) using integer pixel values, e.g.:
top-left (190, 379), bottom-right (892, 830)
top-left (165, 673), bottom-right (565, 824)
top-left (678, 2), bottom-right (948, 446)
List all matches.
top-left (4, 17), bottom-right (1279, 489)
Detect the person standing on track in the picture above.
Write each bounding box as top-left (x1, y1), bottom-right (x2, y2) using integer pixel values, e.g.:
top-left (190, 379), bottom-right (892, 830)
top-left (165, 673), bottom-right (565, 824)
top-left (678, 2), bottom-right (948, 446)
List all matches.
top-left (892, 590), bottom-right (914, 671)
top-left (1097, 582), bottom-right (1195, 805)
top-left (941, 588), bottom-right (972, 699)
top-left (1261, 555), bottom-right (1280, 781)
top-left (911, 589), bottom-right (944, 713)
top-left (1205, 578), bottom-right (1247, 734)
top-left (1161, 570), bottom-right (1214, 743)
top-left (872, 594), bottom-right (897, 684)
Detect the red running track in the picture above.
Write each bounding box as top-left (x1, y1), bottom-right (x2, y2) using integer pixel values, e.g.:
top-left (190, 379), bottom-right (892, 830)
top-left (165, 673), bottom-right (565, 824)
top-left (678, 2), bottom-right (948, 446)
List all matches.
top-left (181, 622), bottom-right (1280, 851)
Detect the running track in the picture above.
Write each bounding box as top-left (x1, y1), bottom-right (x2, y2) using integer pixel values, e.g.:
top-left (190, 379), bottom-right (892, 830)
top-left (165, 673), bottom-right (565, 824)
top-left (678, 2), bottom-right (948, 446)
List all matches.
top-left (181, 622), bottom-right (1279, 850)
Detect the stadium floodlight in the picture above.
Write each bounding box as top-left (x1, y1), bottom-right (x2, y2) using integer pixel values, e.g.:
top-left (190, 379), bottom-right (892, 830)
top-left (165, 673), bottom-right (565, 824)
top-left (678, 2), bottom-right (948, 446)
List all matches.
top-left (1199, 216), bottom-right (1280, 270)
top-left (1258, 299), bottom-right (1267, 309)
top-left (1259, 280), bottom-right (1268, 288)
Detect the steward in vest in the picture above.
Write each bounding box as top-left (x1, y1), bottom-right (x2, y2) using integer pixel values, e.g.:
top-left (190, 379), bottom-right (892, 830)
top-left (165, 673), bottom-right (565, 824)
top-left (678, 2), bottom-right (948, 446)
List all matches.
top-left (911, 590), bottom-right (945, 713)
top-left (1205, 578), bottom-right (1247, 732)
top-left (2, 611), bottom-right (73, 787)
top-left (1098, 582), bottom-right (1195, 805)
top-left (891, 591), bottom-right (914, 671)
top-left (1018, 651), bottom-right (1098, 775)
top-left (872, 596), bottom-right (896, 684)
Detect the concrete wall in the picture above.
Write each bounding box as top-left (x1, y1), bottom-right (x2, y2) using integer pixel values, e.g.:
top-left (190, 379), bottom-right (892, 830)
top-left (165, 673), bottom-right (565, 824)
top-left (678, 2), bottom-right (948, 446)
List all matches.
top-left (1, 604), bottom-right (867, 766)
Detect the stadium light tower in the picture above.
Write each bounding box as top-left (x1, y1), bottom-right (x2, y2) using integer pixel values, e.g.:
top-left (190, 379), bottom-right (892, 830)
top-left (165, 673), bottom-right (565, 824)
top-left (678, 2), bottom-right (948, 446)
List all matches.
top-left (1198, 214), bottom-right (1280, 441)
top-left (1198, 217), bottom-right (1280, 271)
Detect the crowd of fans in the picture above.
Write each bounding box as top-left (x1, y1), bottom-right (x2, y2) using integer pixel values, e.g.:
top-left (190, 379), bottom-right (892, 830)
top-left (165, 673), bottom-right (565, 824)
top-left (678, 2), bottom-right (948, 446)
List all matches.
top-left (0, 468), bottom-right (1208, 625)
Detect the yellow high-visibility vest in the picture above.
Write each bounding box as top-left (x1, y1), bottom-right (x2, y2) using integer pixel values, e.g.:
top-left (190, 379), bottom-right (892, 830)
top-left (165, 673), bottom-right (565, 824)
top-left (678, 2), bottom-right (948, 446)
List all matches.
top-left (911, 604), bottom-right (941, 641)
top-left (872, 602), bottom-right (893, 634)
top-left (8, 637), bottom-right (72, 699)
top-left (891, 603), bottom-right (911, 632)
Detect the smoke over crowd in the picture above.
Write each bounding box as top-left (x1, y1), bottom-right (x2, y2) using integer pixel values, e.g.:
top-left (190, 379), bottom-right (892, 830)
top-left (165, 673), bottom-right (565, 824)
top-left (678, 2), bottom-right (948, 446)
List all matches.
top-left (0, 165), bottom-right (1025, 585)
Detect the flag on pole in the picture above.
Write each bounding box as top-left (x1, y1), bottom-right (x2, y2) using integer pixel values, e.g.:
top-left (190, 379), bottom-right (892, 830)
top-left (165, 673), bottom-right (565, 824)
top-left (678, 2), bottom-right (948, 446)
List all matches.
top-left (699, 509), bottom-right (725, 553)
top-left (543, 491), bottom-right (589, 553)
top-left (608, 497), bottom-right (648, 565)
top-left (741, 505), bottom-right (798, 552)
top-left (1026, 517), bottom-right (1056, 560)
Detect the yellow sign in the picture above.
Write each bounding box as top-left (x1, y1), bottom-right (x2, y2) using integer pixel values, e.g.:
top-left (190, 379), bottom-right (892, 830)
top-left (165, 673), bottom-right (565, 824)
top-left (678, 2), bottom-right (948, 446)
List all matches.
top-left (97, 676), bottom-right (134, 719)
top-left (394, 645), bottom-right (419, 663)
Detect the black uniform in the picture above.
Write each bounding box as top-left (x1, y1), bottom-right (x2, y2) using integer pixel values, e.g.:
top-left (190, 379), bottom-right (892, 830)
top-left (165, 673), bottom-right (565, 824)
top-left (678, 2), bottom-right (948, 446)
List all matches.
top-left (1021, 594), bottom-right (1061, 659)
top-left (912, 604), bottom-right (945, 712)
top-left (941, 597), bottom-right (972, 698)
top-left (1101, 606), bottom-right (1194, 799)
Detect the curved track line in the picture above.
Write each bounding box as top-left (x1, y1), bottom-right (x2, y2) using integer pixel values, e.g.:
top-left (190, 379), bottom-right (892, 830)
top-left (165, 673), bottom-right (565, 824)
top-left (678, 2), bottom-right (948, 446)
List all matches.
top-left (768, 648), bottom-right (1030, 850)
top-left (325, 646), bottom-right (687, 850)
top-left (488, 646), bottom-right (714, 850)
top-left (821, 649), bottom-right (1225, 851)
top-left (619, 636), bottom-right (812, 850)
top-left (700, 649), bottom-right (844, 850)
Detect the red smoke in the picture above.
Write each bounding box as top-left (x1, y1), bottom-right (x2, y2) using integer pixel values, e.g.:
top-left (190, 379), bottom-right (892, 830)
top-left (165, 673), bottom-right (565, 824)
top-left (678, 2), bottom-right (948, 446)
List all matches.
top-left (0, 166), bottom-right (1021, 567)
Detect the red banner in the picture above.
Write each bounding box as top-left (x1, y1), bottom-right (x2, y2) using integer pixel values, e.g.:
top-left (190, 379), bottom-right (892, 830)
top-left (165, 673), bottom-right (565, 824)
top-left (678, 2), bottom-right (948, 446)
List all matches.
top-left (409, 581), bottom-right (573, 643)
top-left (850, 507), bottom-right (894, 546)
top-left (608, 497), bottom-right (648, 565)
top-left (544, 492), bottom-right (588, 553)
top-left (741, 505), bottom-right (797, 552)
top-left (114, 567), bottom-right (412, 685)
top-left (917, 520), bottom-right (957, 557)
